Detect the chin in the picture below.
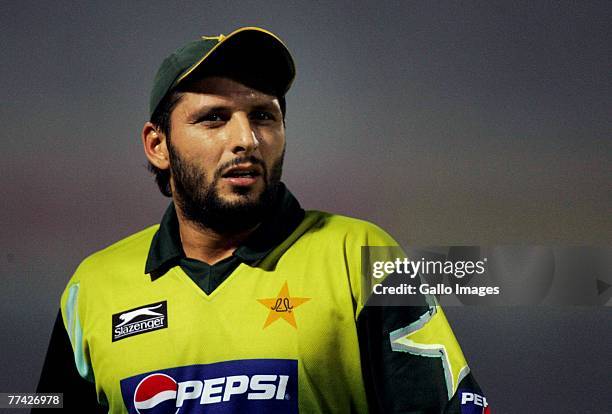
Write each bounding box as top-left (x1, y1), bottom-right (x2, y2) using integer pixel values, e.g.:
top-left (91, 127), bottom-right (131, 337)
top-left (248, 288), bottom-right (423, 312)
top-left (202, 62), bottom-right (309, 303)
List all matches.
top-left (223, 187), bottom-right (264, 203)
top-left (223, 181), bottom-right (264, 196)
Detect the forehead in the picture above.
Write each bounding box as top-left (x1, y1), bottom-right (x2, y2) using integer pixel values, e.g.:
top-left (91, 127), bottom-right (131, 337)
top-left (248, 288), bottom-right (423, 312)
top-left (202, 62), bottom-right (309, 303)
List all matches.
top-left (178, 76), bottom-right (278, 106)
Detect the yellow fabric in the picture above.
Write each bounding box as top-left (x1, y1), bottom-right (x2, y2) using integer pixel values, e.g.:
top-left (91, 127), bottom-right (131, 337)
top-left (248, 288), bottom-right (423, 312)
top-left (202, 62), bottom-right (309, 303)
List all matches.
top-left (60, 211), bottom-right (398, 413)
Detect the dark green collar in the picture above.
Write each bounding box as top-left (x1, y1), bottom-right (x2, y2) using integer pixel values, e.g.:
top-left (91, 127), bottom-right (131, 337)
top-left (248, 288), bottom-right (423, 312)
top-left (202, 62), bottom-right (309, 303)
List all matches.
top-left (144, 183), bottom-right (304, 279)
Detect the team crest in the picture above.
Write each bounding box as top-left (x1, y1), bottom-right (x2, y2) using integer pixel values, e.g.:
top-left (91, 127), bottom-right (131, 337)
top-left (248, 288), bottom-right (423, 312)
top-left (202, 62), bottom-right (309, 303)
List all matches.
top-left (257, 282), bottom-right (310, 329)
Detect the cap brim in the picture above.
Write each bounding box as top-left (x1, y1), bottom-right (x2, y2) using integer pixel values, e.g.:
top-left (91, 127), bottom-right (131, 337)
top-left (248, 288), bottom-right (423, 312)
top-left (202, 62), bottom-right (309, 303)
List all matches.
top-left (177, 27), bottom-right (295, 97)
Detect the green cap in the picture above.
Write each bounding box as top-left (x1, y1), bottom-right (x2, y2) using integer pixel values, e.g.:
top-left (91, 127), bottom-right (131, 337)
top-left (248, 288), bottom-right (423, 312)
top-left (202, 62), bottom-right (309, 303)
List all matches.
top-left (149, 26), bottom-right (296, 117)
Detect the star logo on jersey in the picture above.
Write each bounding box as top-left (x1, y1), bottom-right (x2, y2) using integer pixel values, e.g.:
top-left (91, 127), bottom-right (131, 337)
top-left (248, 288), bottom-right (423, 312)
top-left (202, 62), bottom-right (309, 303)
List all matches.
top-left (257, 281), bottom-right (310, 329)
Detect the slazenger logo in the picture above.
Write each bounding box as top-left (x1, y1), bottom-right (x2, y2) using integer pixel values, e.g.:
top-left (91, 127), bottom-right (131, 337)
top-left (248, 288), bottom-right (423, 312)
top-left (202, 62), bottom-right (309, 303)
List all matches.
top-left (112, 301), bottom-right (168, 342)
top-left (460, 390), bottom-right (491, 414)
top-left (120, 360), bottom-right (298, 414)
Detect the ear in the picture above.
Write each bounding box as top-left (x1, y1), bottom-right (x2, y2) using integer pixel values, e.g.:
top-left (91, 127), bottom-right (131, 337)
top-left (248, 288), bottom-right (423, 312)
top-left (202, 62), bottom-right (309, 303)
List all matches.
top-left (142, 122), bottom-right (170, 170)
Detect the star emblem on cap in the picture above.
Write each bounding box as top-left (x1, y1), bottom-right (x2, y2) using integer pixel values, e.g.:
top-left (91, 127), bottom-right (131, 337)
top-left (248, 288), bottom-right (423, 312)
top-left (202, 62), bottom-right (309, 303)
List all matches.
top-left (257, 281), bottom-right (310, 329)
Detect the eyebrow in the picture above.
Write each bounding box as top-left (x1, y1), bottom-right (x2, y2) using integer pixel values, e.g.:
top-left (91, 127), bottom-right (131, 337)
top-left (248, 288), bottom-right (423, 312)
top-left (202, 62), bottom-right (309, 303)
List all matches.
top-left (187, 102), bottom-right (281, 122)
top-left (189, 105), bottom-right (227, 118)
top-left (249, 102), bottom-right (281, 113)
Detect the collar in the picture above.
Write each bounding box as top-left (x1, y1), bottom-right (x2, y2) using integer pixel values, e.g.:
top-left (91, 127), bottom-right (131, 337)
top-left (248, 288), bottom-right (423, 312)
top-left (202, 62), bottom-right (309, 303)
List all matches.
top-left (144, 183), bottom-right (304, 278)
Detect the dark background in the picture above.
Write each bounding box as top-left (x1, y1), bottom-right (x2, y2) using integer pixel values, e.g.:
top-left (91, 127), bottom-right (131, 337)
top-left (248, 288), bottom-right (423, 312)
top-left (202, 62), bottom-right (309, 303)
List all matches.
top-left (2, 1), bottom-right (610, 412)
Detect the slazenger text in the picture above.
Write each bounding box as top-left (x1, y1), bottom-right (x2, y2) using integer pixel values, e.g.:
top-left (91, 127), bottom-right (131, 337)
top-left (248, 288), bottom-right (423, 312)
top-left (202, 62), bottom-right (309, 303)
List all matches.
top-left (114, 316), bottom-right (165, 338)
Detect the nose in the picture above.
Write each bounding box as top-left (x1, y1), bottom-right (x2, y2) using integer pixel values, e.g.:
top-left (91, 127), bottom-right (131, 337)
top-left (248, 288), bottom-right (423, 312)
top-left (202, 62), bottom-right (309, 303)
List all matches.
top-left (228, 112), bottom-right (259, 155)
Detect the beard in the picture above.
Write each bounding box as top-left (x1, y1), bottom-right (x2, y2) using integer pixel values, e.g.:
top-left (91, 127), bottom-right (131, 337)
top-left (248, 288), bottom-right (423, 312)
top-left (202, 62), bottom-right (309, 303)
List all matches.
top-left (168, 143), bottom-right (284, 235)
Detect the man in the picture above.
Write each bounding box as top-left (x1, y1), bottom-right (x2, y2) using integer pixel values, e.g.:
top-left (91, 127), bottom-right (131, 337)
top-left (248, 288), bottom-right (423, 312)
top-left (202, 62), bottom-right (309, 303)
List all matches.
top-left (36, 27), bottom-right (487, 413)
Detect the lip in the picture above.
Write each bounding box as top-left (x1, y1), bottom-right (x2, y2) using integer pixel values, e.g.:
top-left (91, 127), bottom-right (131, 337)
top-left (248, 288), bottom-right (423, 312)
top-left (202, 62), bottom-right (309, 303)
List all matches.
top-left (221, 164), bottom-right (263, 186)
top-left (223, 176), bottom-right (260, 186)
top-left (221, 164), bottom-right (263, 177)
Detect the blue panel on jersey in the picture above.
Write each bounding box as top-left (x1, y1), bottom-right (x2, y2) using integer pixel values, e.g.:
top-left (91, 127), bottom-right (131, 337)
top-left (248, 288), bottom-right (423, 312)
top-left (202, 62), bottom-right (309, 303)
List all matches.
top-left (120, 359), bottom-right (298, 414)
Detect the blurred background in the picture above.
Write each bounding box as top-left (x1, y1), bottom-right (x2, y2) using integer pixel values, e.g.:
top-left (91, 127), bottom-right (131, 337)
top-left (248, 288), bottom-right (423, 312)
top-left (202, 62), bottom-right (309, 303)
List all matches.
top-left (1, 1), bottom-right (610, 412)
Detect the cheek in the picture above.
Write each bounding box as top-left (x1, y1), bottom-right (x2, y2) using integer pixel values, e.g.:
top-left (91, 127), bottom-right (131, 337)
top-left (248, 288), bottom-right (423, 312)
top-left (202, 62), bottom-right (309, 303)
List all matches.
top-left (201, 155), bottom-right (224, 178)
top-left (260, 130), bottom-right (286, 157)
top-left (176, 149), bottom-right (221, 180)
top-left (179, 140), bottom-right (224, 171)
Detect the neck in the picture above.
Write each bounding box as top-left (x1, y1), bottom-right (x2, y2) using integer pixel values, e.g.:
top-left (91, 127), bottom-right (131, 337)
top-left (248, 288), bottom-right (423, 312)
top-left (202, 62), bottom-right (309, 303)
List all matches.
top-left (174, 204), bottom-right (259, 264)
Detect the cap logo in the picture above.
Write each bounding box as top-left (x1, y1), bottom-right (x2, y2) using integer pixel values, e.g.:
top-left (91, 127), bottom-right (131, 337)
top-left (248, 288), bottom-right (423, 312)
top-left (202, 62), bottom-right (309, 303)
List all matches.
top-left (201, 34), bottom-right (225, 42)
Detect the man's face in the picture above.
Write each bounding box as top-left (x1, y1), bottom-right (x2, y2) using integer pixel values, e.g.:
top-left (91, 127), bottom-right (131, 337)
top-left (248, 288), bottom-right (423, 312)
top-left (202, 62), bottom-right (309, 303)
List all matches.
top-left (166, 76), bottom-right (286, 233)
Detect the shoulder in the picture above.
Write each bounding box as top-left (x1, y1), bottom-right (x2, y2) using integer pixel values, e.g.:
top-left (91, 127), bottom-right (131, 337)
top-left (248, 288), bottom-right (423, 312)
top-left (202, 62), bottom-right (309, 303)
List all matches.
top-left (69, 225), bottom-right (159, 284)
top-left (301, 210), bottom-right (399, 246)
top-left (60, 225), bottom-right (160, 320)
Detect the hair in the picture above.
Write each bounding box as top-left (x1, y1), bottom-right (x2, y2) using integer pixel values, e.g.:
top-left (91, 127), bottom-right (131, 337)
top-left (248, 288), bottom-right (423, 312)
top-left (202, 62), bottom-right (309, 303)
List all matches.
top-left (147, 83), bottom-right (287, 198)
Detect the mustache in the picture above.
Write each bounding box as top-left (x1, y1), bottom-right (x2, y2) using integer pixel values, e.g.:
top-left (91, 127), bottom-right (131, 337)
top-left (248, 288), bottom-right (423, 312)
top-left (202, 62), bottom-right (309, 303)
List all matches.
top-left (214, 156), bottom-right (266, 180)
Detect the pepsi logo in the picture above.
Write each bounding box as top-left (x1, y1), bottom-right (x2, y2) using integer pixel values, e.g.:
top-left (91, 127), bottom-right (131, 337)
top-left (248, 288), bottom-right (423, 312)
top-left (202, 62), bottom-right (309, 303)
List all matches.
top-left (134, 373), bottom-right (179, 414)
top-left (460, 390), bottom-right (490, 414)
top-left (121, 360), bottom-right (298, 413)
